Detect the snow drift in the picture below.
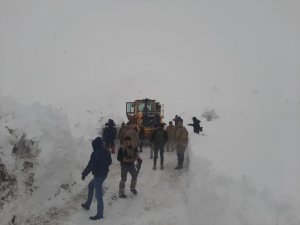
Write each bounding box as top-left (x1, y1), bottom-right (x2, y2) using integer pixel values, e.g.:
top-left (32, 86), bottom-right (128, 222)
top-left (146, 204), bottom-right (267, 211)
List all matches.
top-left (0, 96), bottom-right (79, 224)
top-left (1, 96), bottom-right (300, 225)
top-left (187, 150), bottom-right (300, 225)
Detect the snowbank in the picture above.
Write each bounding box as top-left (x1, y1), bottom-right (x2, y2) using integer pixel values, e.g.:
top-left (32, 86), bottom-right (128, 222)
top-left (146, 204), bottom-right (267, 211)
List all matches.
top-left (187, 138), bottom-right (300, 225)
top-left (57, 94), bottom-right (125, 139)
top-left (1, 95), bottom-right (299, 225)
top-left (0, 96), bottom-right (80, 224)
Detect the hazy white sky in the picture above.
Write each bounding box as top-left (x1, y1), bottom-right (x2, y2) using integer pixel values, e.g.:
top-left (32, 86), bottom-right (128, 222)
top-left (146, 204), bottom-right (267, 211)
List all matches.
top-left (0, 0), bottom-right (299, 104)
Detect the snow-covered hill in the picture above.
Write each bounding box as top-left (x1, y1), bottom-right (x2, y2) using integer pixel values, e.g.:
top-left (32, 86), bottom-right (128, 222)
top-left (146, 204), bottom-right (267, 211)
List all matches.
top-left (0, 96), bottom-right (82, 224)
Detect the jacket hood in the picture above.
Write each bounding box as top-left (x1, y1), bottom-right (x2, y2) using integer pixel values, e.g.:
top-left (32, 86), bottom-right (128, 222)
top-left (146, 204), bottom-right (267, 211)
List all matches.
top-left (92, 137), bottom-right (104, 151)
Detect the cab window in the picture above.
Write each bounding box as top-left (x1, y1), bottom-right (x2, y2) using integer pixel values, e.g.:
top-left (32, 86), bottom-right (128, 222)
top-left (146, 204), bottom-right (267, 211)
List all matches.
top-left (138, 102), bottom-right (152, 112)
top-left (126, 102), bottom-right (135, 114)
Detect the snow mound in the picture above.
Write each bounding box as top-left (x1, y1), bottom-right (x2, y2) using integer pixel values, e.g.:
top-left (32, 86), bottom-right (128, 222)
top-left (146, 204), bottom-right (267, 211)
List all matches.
top-left (202, 109), bottom-right (219, 121)
top-left (0, 96), bottom-right (79, 224)
top-left (187, 147), bottom-right (300, 225)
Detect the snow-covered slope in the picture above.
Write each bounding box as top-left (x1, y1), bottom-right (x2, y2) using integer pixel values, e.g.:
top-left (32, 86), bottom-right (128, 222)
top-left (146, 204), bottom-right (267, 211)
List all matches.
top-left (0, 96), bottom-right (83, 224)
top-left (1, 95), bottom-right (299, 225)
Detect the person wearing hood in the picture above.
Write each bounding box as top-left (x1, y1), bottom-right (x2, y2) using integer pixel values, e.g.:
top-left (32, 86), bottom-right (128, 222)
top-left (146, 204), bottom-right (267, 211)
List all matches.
top-left (81, 137), bottom-right (112, 220)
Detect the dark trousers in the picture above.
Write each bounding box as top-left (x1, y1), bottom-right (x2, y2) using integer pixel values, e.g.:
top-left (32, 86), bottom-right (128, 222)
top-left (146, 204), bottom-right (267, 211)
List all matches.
top-left (139, 140), bottom-right (144, 152)
top-left (153, 143), bottom-right (165, 166)
top-left (176, 145), bottom-right (186, 167)
top-left (119, 163), bottom-right (138, 195)
top-left (85, 176), bottom-right (106, 217)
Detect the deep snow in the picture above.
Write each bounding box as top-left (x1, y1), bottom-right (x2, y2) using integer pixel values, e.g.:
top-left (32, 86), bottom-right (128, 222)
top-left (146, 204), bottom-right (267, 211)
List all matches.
top-left (0, 96), bottom-right (299, 225)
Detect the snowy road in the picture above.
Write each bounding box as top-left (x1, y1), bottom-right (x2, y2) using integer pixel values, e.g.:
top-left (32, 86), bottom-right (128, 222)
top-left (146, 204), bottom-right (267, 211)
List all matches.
top-left (64, 148), bottom-right (190, 225)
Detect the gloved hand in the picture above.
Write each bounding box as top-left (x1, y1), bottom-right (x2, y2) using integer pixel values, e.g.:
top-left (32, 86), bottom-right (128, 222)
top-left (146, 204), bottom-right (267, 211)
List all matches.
top-left (81, 174), bottom-right (86, 181)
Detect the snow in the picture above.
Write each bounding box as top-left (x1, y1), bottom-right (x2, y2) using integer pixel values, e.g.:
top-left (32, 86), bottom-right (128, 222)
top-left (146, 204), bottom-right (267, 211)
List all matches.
top-left (1, 0), bottom-right (300, 224)
top-left (0, 95), bottom-right (299, 225)
top-left (65, 151), bottom-right (190, 225)
top-left (0, 96), bottom-right (81, 224)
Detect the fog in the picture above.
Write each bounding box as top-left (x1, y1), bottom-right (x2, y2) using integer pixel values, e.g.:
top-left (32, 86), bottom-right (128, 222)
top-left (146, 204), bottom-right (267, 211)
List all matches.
top-left (1, 0), bottom-right (299, 105)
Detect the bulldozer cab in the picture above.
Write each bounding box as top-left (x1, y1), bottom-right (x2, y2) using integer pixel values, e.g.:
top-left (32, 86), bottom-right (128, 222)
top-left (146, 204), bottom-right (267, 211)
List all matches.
top-left (126, 98), bottom-right (164, 138)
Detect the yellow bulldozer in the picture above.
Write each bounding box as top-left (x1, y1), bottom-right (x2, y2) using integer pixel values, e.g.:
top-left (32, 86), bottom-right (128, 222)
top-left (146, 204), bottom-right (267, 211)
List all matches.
top-left (126, 98), bottom-right (164, 139)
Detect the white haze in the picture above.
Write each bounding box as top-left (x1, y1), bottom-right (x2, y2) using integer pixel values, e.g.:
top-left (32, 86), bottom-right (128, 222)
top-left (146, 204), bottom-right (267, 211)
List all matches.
top-left (1, 0), bottom-right (300, 211)
top-left (1, 0), bottom-right (299, 104)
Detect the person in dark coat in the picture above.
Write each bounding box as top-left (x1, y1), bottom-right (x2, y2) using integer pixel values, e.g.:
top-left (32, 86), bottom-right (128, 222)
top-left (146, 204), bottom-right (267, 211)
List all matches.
top-left (153, 113), bottom-right (161, 128)
top-left (173, 115), bottom-right (182, 127)
top-left (151, 123), bottom-right (168, 170)
top-left (138, 126), bottom-right (145, 152)
top-left (187, 117), bottom-right (202, 134)
top-left (81, 137), bottom-right (112, 220)
top-left (103, 119), bottom-right (117, 154)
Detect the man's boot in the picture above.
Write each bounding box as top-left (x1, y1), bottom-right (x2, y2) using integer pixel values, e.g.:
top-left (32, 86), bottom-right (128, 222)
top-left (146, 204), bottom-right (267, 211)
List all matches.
top-left (119, 193), bottom-right (127, 198)
top-left (81, 203), bottom-right (89, 210)
top-left (131, 189), bottom-right (138, 195)
top-left (89, 215), bottom-right (103, 220)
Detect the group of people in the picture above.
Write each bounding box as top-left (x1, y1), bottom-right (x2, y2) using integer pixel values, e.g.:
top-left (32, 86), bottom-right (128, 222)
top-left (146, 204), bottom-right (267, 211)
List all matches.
top-left (150, 118), bottom-right (189, 170)
top-left (80, 116), bottom-right (202, 220)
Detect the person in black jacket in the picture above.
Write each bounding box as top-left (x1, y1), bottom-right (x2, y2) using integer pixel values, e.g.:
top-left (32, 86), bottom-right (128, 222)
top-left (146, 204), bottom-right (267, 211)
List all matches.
top-left (188, 117), bottom-right (202, 134)
top-left (151, 123), bottom-right (168, 170)
top-left (138, 126), bottom-right (145, 152)
top-left (103, 119), bottom-right (117, 154)
top-left (81, 137), bottom-right (112, 220)
top-left (173, 115), bottom-right (182, 127)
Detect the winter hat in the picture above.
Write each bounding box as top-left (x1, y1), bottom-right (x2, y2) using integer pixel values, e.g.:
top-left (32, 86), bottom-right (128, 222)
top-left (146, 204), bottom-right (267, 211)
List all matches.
top-left (92, 137), bottom-right (104, 151)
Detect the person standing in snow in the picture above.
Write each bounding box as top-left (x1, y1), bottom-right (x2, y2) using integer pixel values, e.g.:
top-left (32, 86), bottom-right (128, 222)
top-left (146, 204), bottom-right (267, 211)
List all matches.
top-left (118, 122), bottom-right (128, 145)
top-left (187, 117), bottom-right (202, 134)
top-left (103, 119), bottom-right (117, 154)
top-left (151, 123), bottom-right (168, 170)
top-left (174, 118), bottom-right (189, 169)
top-left (166, 121), bottom-right (176, 152)
top-left (138, 126), bottom-right (145, 152)
top-left (173, 115), bottom-right (182, 127)
top-left (124, 126), bottom-right (140, 152)
top-left (81, 137), bottom-right (112, 220)
top-left (117, 136), bottom-right (141, 198)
